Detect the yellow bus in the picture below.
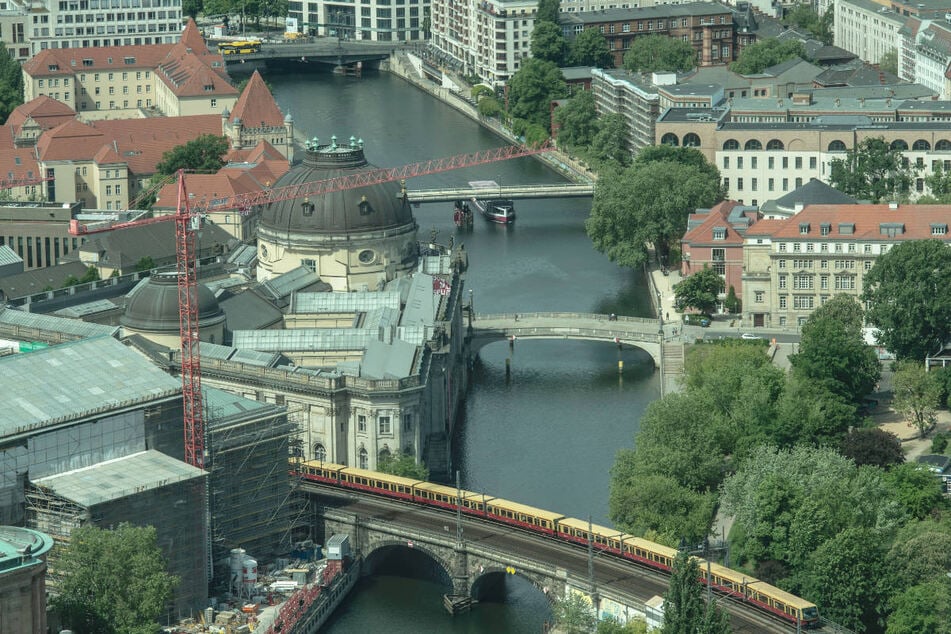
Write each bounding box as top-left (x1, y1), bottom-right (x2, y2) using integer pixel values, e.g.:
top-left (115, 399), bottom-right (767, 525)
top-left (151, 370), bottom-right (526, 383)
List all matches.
top-left (218, 40), bottom-right (262, 55)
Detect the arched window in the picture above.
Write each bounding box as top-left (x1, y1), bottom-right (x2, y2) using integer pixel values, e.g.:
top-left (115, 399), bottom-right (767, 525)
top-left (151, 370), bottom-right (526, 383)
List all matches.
top-left (313, 443), bottom-right (326, 462)
top-left (722, 139), bottom-right (740, 150)
top-left (683, 133), bottom-right (701, 147)
top-left (359, 448), bottom-right (368, 469)
top-left (890, 139), bottom-right (908, 151)
top-left (744, 139), bottom-right (762, 150)
top-left (936, 139), bottom-right (951, 151)
top-left (766, 139), bottom-right (784, 151)
top-left (660, 133), bottom-right (679, 146)
top-left (828, 140), bottom-right (847, 152)
top-left (913, 139), bottom-right (931, 151)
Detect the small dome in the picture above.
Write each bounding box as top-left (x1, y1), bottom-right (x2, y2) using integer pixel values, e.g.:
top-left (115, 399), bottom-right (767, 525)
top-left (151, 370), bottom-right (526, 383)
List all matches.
top-left (284, 112), bottom-right (293, 123)
top-left (122, 272), bottom-right (225, 333)
top-left (259, 139), bottom-right (414, 235)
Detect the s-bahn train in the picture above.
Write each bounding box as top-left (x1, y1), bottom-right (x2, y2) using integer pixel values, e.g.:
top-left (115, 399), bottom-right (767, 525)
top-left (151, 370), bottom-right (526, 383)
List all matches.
top-left (296, 459), bottom-right (821, 628)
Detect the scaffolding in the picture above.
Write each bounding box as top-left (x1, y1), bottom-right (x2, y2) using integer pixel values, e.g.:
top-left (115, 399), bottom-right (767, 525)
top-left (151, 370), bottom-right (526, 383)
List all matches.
top-left (23, 483), bottom-right (87, 591)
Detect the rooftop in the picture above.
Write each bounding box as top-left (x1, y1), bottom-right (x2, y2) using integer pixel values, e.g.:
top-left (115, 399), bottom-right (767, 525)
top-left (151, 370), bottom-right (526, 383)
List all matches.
top-left (0, 526), bottom-right (54, 575)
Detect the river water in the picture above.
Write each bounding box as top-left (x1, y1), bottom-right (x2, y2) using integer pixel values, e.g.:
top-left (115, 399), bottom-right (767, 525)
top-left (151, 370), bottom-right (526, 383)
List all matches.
top-left (266, 68), bottom-right (658, 632)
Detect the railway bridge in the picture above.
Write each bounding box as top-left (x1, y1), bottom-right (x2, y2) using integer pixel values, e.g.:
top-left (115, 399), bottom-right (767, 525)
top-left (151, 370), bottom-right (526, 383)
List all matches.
top-left (405, 183), bottom-right (593, 203)
top-left (307, 484), bottom-right (816, 632)
top-left (468, 312), bottom-right (665, 368)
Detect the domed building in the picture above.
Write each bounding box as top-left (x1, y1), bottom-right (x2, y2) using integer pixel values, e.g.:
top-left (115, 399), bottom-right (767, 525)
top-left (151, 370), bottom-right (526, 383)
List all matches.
top-left (256, 135), bottom-right (419, 291)
top-left (121, 272), bottom-right (226, 347)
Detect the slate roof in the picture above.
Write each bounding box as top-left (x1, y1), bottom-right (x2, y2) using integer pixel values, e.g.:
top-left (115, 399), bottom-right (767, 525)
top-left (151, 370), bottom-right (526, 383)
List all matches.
top-left (771, 179), bottom-right (858, 209)
top-left (219, 289), bottom-right (284, 332)
top-left (0, 261), bottom-right (91, 300)
top-left (72, 220), bottom-right (233, 271)
top-left (560, 2), bottom-right (730, 25)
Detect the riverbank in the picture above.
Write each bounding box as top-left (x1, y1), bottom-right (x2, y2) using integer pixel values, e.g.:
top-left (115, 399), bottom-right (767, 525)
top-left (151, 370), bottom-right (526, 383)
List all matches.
top-left (385, 51), bottom-right (596, 186)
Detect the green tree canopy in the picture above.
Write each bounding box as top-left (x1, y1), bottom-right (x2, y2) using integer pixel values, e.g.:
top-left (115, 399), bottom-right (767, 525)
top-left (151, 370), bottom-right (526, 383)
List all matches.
top-left (52, 523), bottom-right (179, 634)
top-left (571, 28), bottom-right (614, 67)
top-left (536, 0), bottom-right (561, 25)
top-left (553, 89), bottom-right (599, 151)
top-left (838, 427), bottom-right (904, 469)
top-left (674, 266), bottom-right (724, 316)
top-left (886, 525), bottom-right (951, 587)
top-left (829, 137), bottom-right (915, 203)
top-left (155, 134), bottom-right (230, 176)
top-left (552, 591), bottom-right (597, 634)
top-left (586, 156), bottom-right (721, 267)
top-left (182, 0), bottom-right (202, 18)
top-left (661, 550), bottom-right (730, 634)
top-left (506, 58), bottom-right (566, 131)
top-left (790, 294), bottom-right (880, 403)
top-left (531, 21), bottom-right (569, 65)
top-left (880, 48), bottom-right (899, 76)
top-left (886, 579), bottom-right (951, 634)
top-left (609, 469), bottom-right (716, 544)
top-left (730, 38), bottom-right (806, 74)
top-left (587, 113), bottom-right (630, 168)
top-left (0, 41), bottom-right (25, 124)
top-left (924, 164), bottom-right (951, 203)
top-left (377, 451), bottom-right (429, 480)
top-left (772, 375), bottom-right (858, 447)
top-left (623, 34), bottom-right (695, 73)
top-left (783, 5), bottom-right (833, 45)
top-left (862, 239), bottom-right (951, 361)
top-left (892, 361), bottom-right (942, 439)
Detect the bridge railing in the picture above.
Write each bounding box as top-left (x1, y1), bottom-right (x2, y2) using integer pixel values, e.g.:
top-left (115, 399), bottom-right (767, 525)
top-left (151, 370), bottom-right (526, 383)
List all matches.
top-left (474, 311), bottom-right (657, 326)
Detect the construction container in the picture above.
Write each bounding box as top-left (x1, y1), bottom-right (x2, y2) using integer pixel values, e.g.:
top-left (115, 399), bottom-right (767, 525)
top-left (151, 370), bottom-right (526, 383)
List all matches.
top-left (327, 534), bottom-right (350, 560)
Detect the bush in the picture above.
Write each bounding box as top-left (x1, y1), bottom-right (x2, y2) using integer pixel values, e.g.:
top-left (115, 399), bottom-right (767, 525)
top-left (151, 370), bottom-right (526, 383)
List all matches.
top-left (932, 433), bottom-right (949, 455)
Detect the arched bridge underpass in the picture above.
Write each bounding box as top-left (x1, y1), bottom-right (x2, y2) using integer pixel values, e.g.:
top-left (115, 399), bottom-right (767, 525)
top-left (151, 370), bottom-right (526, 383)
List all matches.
top-left (468, 312), bottom-right (664, 368)
top-left (304, 484), bottom-right (800, 633)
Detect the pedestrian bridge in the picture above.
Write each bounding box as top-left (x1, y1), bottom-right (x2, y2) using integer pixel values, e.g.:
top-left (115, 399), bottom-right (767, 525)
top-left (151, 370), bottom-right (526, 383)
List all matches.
top-left (468, 312), bottom-right (663, 367)
top-left (405, 183), bottom-right (593, 204)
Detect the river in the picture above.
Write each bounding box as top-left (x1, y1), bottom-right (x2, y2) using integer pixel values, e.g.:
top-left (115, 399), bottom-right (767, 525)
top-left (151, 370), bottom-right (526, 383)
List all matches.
top-left (266, 68), bottom-right (658, 632)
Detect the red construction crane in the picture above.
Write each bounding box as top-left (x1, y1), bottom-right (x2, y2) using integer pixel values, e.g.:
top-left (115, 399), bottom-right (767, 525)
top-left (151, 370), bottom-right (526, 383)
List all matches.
top-left (68, 141), bottom-right (551, 470)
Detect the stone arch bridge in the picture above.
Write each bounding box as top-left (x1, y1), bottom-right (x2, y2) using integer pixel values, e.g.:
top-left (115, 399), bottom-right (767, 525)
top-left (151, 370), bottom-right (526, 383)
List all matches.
top-left (468, 312), bottom-right (665, 368)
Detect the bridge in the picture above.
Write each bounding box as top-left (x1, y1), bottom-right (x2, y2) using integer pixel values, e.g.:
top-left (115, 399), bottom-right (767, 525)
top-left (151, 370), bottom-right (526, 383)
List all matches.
top-left (305, 483), bottom-right (812, 633)
top-left (469, 312), bottom-right (664, 368)
top-left (405, 183), bottom-right (594, 204)
top-left (218, 39), bottom-right (395, 69)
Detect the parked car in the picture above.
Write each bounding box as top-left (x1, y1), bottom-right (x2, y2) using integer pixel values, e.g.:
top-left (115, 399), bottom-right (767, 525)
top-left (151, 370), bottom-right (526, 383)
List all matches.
top-left (741, 333), bottom-right (762, 340)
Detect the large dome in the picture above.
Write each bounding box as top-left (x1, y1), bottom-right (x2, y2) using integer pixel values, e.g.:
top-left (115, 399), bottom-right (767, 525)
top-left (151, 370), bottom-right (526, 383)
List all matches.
top-left (122, 272), bottom-right (225, 334)
top-left (260, 136), bottom-right (414, 234)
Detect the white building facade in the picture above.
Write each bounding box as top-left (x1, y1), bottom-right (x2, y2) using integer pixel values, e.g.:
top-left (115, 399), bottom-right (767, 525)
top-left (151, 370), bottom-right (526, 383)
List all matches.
top-left (834, 0), bottom-right (904, 64)
top-left (287, 0), bottom-right (427, 42)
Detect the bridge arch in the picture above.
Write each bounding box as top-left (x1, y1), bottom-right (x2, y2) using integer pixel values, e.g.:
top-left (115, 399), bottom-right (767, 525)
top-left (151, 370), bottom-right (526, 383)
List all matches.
top-left (469, 566), bottom-right (556, 603)
top-left (363, 540), bottom-right (454, 589)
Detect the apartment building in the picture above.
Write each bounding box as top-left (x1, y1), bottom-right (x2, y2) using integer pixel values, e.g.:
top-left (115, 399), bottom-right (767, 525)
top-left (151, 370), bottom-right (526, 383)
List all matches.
top-left (21, 20), bottom-right (237, 117)
top-left (590, 68), bottom-right (664, 155)
top-left (0, 1), bottom-right (30, 61)
top-left (287, 0), bottom-right (426, 41)
top-left (741, 204), bottom-right (951, 328)
top-left (834, 0), bottom-right (904, 64)
top-left (655, 92), bottom-right (951, 204)
top-left (0, 0), bottom-right (181, 57)
top-left (561, 3), bottom-right (738, 69)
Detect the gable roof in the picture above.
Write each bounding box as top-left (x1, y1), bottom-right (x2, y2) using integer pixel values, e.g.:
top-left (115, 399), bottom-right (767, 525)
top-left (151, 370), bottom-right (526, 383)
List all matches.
top-left (229, 71), bottom-right (285, 128)
top-left (772, 178), bottom-right (859, 210)
top-left (0, 126), bottom-right (42, 183)
top-left (22, 44), bottom-right (174, 77)
top-left (155, 24), bottom-right (236, 99)
top-left (682, 200), bottom-right (750, 246)
top-left (767, 205), bottom-right (951, 241)
top-left (5, 96), bottom-right (77, 134)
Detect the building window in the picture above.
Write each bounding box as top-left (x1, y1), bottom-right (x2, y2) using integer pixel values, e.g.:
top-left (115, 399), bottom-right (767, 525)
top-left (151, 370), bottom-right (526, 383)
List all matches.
top-left (712, 228), bottom-right (726, 240)
top-left (359, 448), bottom-right (368, 469)
top-left (751, 157), bottom-right (757, 169)
top-left (314, 443), bottom-right (327, 461)
top-left (864, 260), bottom-right (872, 271)
top-left (379, 416), bottom-right (392, 435)
top-left (768, 178), bottom-right (774, 191)
top-left (793, 295), bottom-right (814, 310)
top-left (779, 274), bottom-right (787, 289)
top-left (779, 295), bottom-right (787, 309)
top-left (737, 178), bottom-right (743, 191)
top-left (403, 414), bottom-right (413, 431)
top-left (754, 290), bottom-right (764, 303)
top-left (794, 275), bottom-right (813, 290)
top-left (751, 178), bottom-right (757, 191)
top-left (821, 275), bottom-right (828, 289)
top-left (723, 156), bottom-right (729, 169)
top-left (358, 415), bottom-right (366, 433)
top-left (778, 243), bottom-right (787, 253)
top-left (778, 259), bottom-right (786, 269)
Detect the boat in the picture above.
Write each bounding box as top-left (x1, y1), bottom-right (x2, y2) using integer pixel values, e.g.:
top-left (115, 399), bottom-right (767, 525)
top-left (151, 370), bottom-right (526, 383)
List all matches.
top-left (468, 181), bottom-right (515, 224)
top-left (453, 200), bottom-right (474, 229)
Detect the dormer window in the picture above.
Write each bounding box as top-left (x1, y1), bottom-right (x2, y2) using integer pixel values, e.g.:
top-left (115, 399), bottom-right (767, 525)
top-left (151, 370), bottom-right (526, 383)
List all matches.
top-left (799, 222), bottom-right (810, 235)
top-left (48, 64), bottom-right (58, 71)
top-left (359, 196), bottom-right (373, 215)
top-left (124, 56), bottom-right (135, 64)
top-left (83, 58), bottom-right (93, 66)
top-left (301, 200), bottom-right (314, 216)
top-left (712, 226), bottom-right (727, 240)
top-left (879, 222), bottom-right (904, 237)
top-left (820, 223), bottom-right (831, 236)
top-left (932, 223), bottom-right (948, 236)
top-left (838, 223), bottom-right (855, 235)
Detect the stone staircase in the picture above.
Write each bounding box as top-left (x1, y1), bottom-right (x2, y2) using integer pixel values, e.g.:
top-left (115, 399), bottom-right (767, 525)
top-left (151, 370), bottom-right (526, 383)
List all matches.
top-left (661, 342), bottom-right (685, 376)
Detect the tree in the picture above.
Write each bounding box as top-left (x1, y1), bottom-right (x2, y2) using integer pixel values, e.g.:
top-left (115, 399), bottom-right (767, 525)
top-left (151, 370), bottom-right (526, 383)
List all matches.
top-left (531, 21), bottom-right (569, 65)
top-left (182, 0), bottom-right (203, 18)
top-left (536, 0), bottom-right (561, 25)
top-left (587, 113), bottom-right (630, 168)
top-left (552, 591), bottom-right (597, 634)
top-left (784, 5), bottom-right (833, 45)
top-left (135, 256), bottom-right (155, 272)
top-left (553, 90), bottom-right (600, 151)
top-left (597, 617), bottom-right (649, 634)
top-left (892, 362), bottom-right (942, 439)
top-left (838, 427), bottom-right (904, 468)
top-left (477, 96), bottom-right (503, 118)
top-left (586, 158), bottom-right (721, 267)
top-left (623, 35), bottom-right (695, 73)
top-left (730, 39), bottom-right (806, 75)
top-left (886, 579), bottom-right (951, 634)
top-left (829, 137), bottom-right (915, 203)
top-left (887, 527), bottom-right (951, 587)
top-left (723, 285), bottom-right (740, 314)
top-left (674, 266), bottom-right (724, 316)
top-left (790, 295), bottom-right (880, 403)
top-left (773, 376), bottom-right (858, 447)
top-left (880, 48), bottom-right (899, 76)
top-left (863, 240), bottom-right (951, 361)
top-left (377, 451), bottom-right (429, 480)
top-left (610, 469), bottom-right (716, 544)
top-left (506, 58), bottom-right (566, 131)
top-left (155, 134), bottom-right (230, 176)
top-left (571, 28), bottom-right (614, 67)
top-left (925, 164), bottom-right (951, 203)
top-left (661, 550), bottom-right (730, 634)
top-left (801, 527), bottom-right (889, 632)
top-left (52, 523), bottom-right (178, 634)
top-left (0, 41), bottom-right (24, 124)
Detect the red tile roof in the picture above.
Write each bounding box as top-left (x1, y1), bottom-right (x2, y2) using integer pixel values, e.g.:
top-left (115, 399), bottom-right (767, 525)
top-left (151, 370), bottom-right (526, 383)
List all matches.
top-left (765, 205), bottom-right (951, 241)
top-left (153, 170), bottom-right (268, 211)
top-left (23, 44), bottom-right (174, 77)
top-left (744, 218), bottom-right (786, 236)
top-left (5, 96), bottom-right (77, 134)
top-left (0, 126), bottom-right (42, 182)
top-left (682, 201), bottom-right (746, 246)
top-left (229, 71), bottom-right (285, 129)
top-left (156, 21), bottom-right (235, 97)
